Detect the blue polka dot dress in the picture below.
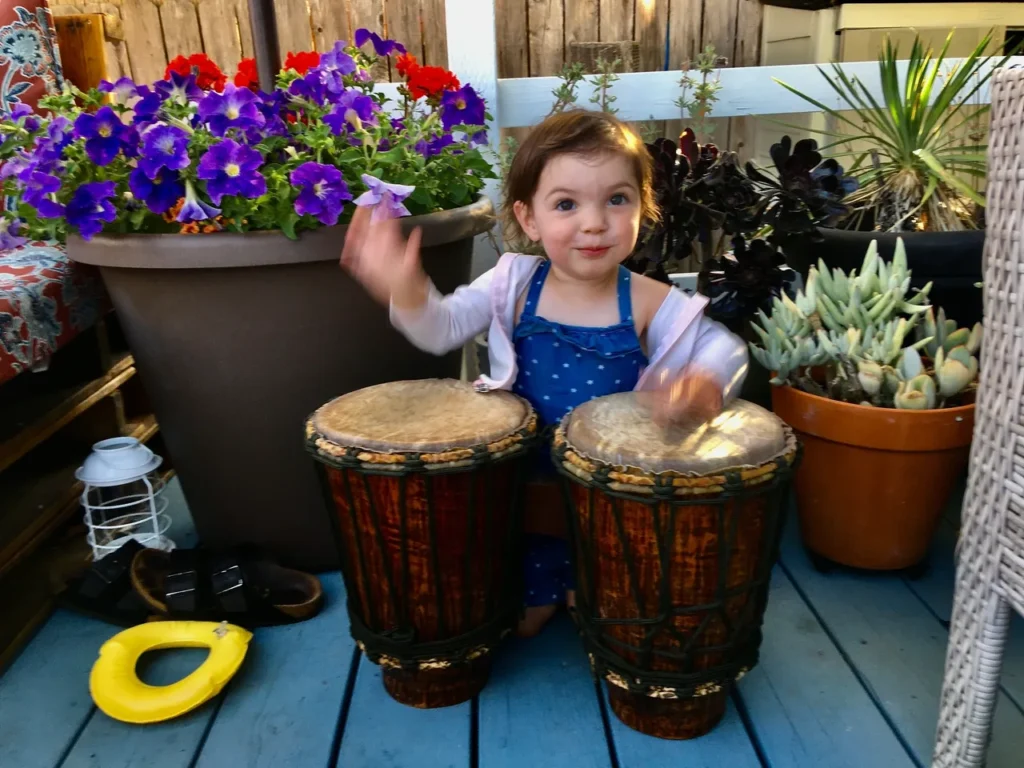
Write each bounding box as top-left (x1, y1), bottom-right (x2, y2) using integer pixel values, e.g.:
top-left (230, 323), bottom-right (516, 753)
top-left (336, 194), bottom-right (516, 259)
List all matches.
top-left (512, 260), bottom-right (647, 607)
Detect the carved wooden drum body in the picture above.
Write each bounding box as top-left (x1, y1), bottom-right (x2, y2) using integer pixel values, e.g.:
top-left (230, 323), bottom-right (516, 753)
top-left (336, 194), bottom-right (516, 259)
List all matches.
top-left (554, 394), bottom-right (799, 739)
top-left (306, 379), bottom-right (537, 709)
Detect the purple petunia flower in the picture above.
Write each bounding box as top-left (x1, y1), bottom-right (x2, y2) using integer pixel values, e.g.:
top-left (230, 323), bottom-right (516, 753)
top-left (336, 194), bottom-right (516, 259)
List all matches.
top-left (199, 83), bottom-right (266, 137)
top-left (196, 139), bottom-right (266, 204)
top-left (353, 174), bottom-right (415, 222)
top-left (74, 106), bottom-right (134, 166)
top-left (137, 123), bottom-right (190, 180)
top-left (320, 41), bottom-right (357, 75)
top-left (354, 28), bottom-right (406, 57)
top-left (415, 132), bottom-right (456, 158)
top-left (289, 71), bottom-right (327, 104)
top-left (156, 71), bottom-right (203, 105)
top-left (10, 103), bottom-right (40, 133)
top-left (39, 115), bottom-right (73, 159)
top-left (176, 180), bottom-right (221, 222)
top-left (99, 77), bottom-right (139, 104)
top-left (440, 85), bottom-right (486, 130)
top-left (0, 218), bottom-right (27, 250)
top-left (66, 181), bottom-right (118, 240)
top-left (129, 167), bottom-right (184, 214)
top-left (324, 90), bottom-right (376, 135)
top-left (1, 150), bottom-right (38, 182)
top-left (290, 162), bottom-right (352, 226)
top-left (131, 85), bottom-right (164, 125)
top-left (20, 169), bottom-right (61, 207)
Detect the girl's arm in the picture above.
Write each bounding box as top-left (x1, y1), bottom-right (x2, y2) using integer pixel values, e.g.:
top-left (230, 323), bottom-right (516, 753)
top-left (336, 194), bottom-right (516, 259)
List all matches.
top-left (644, 287), bottom-right (749, 403)
top-left (389, 271), bottom-right (495, 356)
top-left (340, 205), bottom-right (494, 356)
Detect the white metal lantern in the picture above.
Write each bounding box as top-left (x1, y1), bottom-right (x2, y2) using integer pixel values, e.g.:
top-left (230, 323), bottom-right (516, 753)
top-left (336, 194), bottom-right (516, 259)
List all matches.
top-left (76, 436), bottom-right (175, 560)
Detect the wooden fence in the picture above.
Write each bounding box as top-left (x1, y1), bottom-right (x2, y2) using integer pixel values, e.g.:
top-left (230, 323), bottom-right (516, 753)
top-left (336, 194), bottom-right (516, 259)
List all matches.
top-left (48, 0), bottom-right (761, 87)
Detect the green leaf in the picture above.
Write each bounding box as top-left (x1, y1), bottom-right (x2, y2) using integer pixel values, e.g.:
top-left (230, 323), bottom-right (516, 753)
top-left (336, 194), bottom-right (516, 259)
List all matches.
top-left (374, 148), bottom-right (405, 165)
top-left (280, 213), bottom-right (300, 240)
top-left (449, 181), bottom-right (469, 204)
top-left (914, 148), bottom-right (986, 206)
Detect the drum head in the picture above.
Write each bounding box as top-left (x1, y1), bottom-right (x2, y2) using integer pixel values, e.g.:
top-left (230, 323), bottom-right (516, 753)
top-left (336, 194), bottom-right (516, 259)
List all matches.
top-left (564, 393), bottom-right (788, 475)
top-left (312, 379), bottom-right (533, 454)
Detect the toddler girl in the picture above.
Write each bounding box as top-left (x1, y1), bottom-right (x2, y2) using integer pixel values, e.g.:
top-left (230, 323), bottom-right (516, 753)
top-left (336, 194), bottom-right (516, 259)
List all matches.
top-left (341, 109), bottom-right (748, 636)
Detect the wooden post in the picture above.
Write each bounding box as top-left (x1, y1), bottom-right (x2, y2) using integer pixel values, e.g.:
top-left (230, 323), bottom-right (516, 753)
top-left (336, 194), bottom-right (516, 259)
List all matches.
top-left (247, 0), bottom-right (281, 92)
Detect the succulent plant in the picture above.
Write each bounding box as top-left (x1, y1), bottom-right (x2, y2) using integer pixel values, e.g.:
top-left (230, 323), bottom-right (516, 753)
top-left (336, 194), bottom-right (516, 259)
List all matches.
top-left (748, 237), bottom-right (980, 409)
top-left (745, 136), bottom-right (857, 249)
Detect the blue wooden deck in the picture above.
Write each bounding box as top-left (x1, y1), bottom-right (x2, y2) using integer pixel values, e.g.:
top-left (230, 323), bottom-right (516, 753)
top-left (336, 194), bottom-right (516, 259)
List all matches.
top-left (3, 481), bottom-right (1024, 768)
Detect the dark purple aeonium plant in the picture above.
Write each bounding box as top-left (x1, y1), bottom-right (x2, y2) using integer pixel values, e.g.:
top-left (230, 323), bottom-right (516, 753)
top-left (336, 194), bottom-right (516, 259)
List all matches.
top-left (0, 29), bottom-right (495, 243)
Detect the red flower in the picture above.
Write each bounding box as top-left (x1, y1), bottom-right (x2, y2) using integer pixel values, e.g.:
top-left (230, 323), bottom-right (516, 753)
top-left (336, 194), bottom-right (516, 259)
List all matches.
top-left (283, 51), bottom-right (321, 75)
top-left (234, 57), bottom-right (259, 90)
top-left (406, 64), bottom-right (460, 101)
top-left (396, 52), bottom-right (419, 78)
top-left (165, 53), bottom-right (226, 91)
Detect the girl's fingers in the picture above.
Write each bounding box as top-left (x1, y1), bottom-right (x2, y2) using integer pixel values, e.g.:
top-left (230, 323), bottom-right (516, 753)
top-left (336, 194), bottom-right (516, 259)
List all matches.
top-left (340, 205), bottom-right (371, 266)
top-left (404, 226), bottom-right (423, 270)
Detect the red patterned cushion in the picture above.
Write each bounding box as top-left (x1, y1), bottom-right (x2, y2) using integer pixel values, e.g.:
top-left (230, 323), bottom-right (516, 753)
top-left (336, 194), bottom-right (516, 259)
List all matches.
top-left (0, 0), bottom-right (63, 115)
top-left (0, 241), bottom-right (110, 385)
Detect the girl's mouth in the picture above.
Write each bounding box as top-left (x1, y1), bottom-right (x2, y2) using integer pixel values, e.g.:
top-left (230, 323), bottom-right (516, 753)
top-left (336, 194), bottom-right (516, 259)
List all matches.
top-left (578, 246), bottom-right (610, 257)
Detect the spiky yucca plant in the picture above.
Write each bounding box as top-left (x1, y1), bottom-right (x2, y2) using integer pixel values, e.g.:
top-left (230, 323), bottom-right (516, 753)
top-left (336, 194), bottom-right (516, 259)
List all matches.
top-left (775, 30), bottom-right (1013, 232)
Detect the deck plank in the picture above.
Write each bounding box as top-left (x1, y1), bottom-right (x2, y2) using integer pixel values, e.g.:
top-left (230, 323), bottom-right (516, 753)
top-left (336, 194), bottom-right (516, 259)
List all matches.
top-left (336, 655), bottom-right (471, 768)
top-left (193, 574), bottom-right (355, 768)
top-left (0, 610), bottom-right (112, 768)
top-left (780, 511), bottom-right (1024, 767)
top-left (739, 567), bottom-right (915, 768)
top-left (62, 650), bottom-right (220, 768)
top-left (603, 687), bottom-right (760, 768)
top-left (477, 615), bottom-right (613, 768)
top-left (904, 519), bottom-right (1024, 712)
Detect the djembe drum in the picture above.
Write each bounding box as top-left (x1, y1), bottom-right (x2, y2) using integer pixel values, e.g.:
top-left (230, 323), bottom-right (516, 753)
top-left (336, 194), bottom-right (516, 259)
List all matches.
top-left (306, 379), bottom-right (537, 708)
top-left (554, 394), bottom-right (799, 739)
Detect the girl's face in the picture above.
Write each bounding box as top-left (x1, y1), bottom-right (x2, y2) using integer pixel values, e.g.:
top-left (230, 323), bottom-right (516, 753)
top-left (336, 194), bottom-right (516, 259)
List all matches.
top-left (513, 151), bottom-right (642, 281)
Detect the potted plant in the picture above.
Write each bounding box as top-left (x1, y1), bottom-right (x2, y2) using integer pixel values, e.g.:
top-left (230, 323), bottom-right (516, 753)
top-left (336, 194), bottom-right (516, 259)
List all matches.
top-left (750, 238), bottom-right (980, 572)
top-left (775, 30), bottom-right (1015, 328)
top-left (0, 32), bottom-right (497, 571)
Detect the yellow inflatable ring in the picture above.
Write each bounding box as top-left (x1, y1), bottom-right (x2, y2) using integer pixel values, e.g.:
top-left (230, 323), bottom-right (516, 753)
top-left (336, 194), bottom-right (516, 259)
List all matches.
top-left (89, 621), bottom-right (253, 724)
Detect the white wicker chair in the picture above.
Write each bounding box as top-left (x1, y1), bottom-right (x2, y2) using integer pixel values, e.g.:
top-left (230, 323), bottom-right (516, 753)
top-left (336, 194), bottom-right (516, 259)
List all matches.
top-left (933, 66), bottom-right (1024, 767)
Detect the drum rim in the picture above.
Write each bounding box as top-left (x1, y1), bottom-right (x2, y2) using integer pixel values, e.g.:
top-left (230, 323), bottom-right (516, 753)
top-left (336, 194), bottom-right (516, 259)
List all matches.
top-left (553, 420), bottom-right (799, 495)
top-left (306, 398), bottom-right (539, 471)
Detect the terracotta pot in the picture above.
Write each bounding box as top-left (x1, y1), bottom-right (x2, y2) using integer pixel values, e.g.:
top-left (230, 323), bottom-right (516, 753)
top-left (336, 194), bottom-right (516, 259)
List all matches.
top-left (771, 385), bottom-right (974, 570)
top-left (68, 198), bottom-right (495, 571)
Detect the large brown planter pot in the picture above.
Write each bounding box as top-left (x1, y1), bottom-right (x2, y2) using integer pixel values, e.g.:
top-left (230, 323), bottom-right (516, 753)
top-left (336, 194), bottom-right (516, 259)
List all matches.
top-left (771, 385), bottom-right (974, 570)
top-left (68, 197), bottom-right (495, 571)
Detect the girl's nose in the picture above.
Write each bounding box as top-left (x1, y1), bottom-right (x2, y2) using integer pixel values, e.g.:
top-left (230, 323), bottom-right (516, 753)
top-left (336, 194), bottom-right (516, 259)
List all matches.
top-left (580, 206), bottom-right (608, 232)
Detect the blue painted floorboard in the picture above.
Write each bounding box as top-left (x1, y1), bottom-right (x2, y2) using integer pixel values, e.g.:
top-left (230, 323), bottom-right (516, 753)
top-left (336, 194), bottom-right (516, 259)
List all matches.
top-left (740, 568), bottom-right (915, 768)
top-left (0, 610), bottom-right (113, 768)
top-left (780, 510), bottom-right (1024, 767)
top-left (61, 648), bottom-right (219, 768)
top-left (336, 655), bottom-right (471, 768)
top-left (477, 614), bottom-right (613, 768)
top-left (193, 574), bottom-right (354, 768)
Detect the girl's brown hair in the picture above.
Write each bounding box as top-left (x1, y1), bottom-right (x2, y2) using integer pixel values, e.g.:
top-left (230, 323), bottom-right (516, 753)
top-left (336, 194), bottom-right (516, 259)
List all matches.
top-left (500, 109), bottom-right (658, 250)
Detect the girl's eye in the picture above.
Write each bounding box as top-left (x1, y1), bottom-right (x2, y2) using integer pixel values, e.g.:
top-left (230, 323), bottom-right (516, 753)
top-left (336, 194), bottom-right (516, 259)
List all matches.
top-left (556, 199), bottom-right (575, 212)
top-left (609, 193), bottom-right (628, 206)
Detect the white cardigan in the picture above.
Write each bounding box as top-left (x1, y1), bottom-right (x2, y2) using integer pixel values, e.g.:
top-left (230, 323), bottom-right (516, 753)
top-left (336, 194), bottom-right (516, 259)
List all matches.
top-left (390, 253), bottom-right (749, 401)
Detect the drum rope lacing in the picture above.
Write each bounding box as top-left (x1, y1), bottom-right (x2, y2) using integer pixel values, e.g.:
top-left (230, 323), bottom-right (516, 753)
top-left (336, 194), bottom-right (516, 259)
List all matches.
top-left (553, 439), bottom-right (801, 700)
top-left (307, 426), bottom-right (537, 672)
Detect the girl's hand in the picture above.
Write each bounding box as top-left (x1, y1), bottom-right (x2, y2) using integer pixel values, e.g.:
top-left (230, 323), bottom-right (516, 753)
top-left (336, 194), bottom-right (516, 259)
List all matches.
top-left (340, 205), bottom-right (427, 310)
top-left (647, 368), bottom-right (724, 428)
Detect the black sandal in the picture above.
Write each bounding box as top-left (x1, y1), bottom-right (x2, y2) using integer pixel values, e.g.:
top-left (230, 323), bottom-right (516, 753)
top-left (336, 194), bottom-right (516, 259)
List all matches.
top-left (130, 546), bottom-right (324, 629)
top-left (58, 539), bottom-right (154, 626)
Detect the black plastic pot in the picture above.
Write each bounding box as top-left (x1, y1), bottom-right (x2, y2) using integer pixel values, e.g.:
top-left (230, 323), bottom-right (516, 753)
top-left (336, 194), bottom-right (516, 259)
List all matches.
top-left (784, 228), bottom-right (985, 328)
top-left (68, 197), bottom-right (495, 571)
